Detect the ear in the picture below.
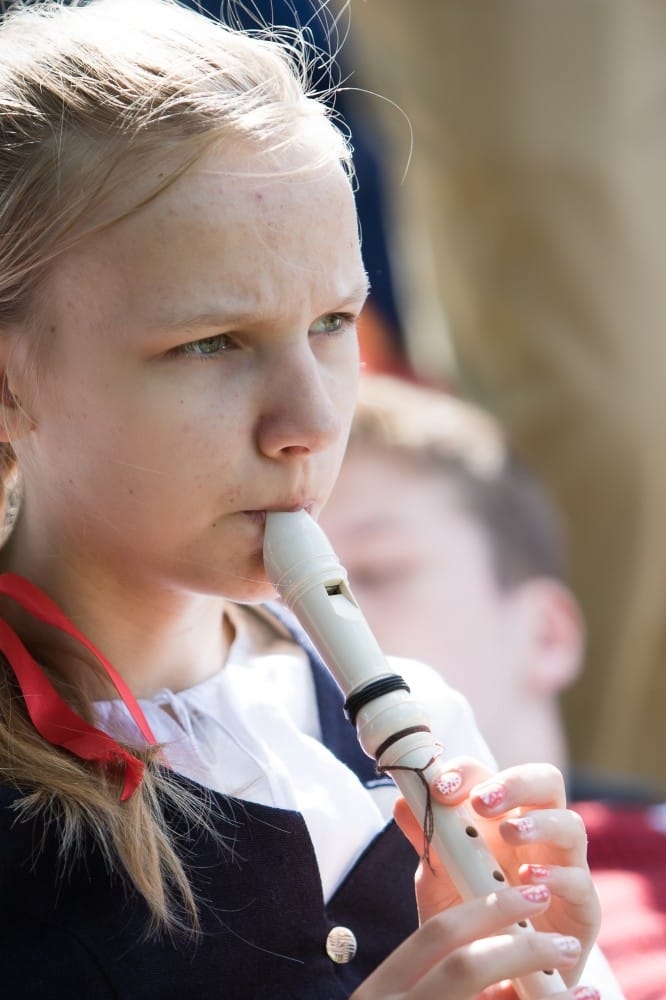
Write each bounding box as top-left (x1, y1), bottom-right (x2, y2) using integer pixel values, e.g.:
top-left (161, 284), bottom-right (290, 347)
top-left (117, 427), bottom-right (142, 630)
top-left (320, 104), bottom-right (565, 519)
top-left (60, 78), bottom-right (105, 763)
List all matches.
top-left (512, 579), bottom-right (586, 697)
top-left (0, 334), bottom-right (35, 443)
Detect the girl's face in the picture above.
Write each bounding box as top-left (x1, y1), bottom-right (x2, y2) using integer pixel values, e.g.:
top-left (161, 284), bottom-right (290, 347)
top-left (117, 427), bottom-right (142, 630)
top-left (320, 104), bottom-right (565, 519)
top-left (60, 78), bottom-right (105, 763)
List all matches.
top-left (9, 143), bottom-right (367, 605)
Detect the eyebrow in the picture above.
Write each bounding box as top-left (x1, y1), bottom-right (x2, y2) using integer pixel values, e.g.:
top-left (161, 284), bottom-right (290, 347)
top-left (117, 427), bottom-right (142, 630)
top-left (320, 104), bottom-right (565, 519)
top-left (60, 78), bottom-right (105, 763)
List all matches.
top-left (344, 279), bottom-right (372, 307)
top-left (155, 280), bottom-right (371, 332)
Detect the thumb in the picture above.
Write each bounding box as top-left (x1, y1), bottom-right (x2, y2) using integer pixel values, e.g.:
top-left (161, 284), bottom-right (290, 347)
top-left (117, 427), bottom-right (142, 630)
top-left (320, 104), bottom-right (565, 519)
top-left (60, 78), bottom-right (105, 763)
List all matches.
top-left (392, 795), bottom-right (427, 855)
top-left (393, 795), bottom-right (461, 922)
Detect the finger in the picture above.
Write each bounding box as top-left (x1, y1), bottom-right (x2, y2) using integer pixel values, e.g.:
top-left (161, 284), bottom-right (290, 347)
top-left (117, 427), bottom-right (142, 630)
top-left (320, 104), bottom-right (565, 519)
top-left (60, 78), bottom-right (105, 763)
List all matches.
top-left (484, 985), bottom-right (601, 1000)
top-left (429, 756), bottom-right (494, 806)
top-left (394, 795), bottom-right (431, 857)
top-left (353, 884), bottom-right (558, 997)
top-left (470, 763), bottom-right (567, 817)
top-left (499, 809), bottom-right (589, 867)
top-left (393, 795), bottom-right (448, 873)
top-left (518, 863), bottom-right (602, 947)
top-left (395, 756), bottom-right (494, 853)
top-left (394, 795), bottom-right (463, 921)
top-left (407, 931), bottom-right (583, 1000)
top-left (482, 982), bottom-right (601, 1000)
top-left (518, 863), bottom-right (595, 910)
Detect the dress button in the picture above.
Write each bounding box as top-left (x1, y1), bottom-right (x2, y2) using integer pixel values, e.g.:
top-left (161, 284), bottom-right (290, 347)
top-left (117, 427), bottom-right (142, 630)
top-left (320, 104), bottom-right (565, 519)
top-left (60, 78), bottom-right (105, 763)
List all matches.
top-left (325, 925), bottom-right (358, 964)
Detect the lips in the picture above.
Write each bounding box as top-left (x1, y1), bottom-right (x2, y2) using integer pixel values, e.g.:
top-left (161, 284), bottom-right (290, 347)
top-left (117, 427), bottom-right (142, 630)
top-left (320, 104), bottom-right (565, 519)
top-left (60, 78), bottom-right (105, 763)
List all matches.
top-left (241, 510), bottom-right (267, 524)
top-left (242, 501), bottom-right (315, 523)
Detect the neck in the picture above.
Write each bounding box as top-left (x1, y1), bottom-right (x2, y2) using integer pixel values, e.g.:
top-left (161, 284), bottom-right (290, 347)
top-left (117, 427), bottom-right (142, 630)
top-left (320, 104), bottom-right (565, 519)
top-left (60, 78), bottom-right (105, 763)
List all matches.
top-left (0, 533), bottom-right (232, 697)
top-left (65, 584), bottom-right (233, 698)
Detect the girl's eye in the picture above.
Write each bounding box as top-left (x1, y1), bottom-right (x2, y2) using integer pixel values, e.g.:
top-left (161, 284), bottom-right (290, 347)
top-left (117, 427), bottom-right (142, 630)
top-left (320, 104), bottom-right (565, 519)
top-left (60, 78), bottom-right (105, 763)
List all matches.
top-left (177, 334), bottom-right (233, 358)
top-left (310, 313), bottom-right (351, 335)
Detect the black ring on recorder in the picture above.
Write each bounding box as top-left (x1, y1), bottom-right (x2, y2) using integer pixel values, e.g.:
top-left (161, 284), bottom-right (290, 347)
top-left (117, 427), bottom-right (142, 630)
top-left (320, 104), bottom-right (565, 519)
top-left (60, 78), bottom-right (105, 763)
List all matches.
top-left (344, 675), bottom-right (411, 727)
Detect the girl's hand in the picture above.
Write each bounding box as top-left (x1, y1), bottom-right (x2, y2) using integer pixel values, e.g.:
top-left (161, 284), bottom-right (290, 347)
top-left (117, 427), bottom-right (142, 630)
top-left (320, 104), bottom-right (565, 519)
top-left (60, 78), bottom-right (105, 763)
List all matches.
top-left (350, 882), bottom-right (598, 999)
top-left (382, 757), bottom-right (601, 999)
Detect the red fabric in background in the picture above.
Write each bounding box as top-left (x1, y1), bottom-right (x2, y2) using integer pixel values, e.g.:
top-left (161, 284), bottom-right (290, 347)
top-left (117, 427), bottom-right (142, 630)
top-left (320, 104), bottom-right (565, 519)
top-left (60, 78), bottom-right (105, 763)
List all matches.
top-left (574, 801), bottom-right (666, 1000)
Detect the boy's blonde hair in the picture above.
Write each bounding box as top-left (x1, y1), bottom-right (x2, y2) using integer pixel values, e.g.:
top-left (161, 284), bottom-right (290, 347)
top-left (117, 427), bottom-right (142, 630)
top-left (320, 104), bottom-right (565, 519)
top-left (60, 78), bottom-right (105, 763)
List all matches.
top-left (348, 374), bottom-right (568, 587)
top-left (0, 0), bottom-right (350, 935)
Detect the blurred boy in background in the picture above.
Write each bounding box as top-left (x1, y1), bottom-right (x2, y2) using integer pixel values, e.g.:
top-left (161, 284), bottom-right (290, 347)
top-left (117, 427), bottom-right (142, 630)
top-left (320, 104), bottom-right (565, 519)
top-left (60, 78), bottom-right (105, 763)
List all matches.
top-left (320, 373), bottom-right (583, 775)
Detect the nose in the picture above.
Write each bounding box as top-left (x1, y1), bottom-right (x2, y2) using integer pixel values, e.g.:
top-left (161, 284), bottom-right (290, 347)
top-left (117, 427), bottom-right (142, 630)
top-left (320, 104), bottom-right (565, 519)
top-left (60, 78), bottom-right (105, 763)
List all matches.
top-left (256, 352), bottom-right (346, 459)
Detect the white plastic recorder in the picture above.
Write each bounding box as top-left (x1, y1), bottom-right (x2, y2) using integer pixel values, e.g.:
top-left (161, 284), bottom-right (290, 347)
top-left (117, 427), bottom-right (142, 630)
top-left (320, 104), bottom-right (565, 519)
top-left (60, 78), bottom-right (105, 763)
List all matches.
top-left (264, 509), bottom-right (567, 1000)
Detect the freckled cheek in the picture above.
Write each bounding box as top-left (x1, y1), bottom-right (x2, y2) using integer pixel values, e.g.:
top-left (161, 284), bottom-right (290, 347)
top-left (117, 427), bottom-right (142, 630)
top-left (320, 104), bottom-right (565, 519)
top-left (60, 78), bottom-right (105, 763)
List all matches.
top-left (156, 430), bottom-right (241, 511)
top-left (220, 481), bottom-right (243, 504)
top-left (92, 392), bottom-right (249, 503)
top-left (171, 417), bottom-right (238, 466)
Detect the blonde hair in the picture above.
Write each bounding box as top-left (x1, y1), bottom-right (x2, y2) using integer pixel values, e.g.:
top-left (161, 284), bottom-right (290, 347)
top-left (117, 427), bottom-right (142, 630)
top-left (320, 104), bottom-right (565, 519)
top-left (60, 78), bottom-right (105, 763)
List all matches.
top-left (348, 374), bottom-right (568, 587)
top-left (0, 0), bottom-right (350, 935)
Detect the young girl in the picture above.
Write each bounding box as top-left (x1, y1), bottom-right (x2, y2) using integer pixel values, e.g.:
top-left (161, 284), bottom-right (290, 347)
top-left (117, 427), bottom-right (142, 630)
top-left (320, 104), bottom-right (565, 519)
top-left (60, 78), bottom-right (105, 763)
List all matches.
top-left (0, 2), bottom-right (608, 997)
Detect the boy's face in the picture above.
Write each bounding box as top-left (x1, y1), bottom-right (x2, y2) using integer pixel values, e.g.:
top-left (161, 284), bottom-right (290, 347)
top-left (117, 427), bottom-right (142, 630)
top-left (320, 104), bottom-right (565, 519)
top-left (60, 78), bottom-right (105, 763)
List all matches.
top-left (319, 448), bottom-right (573, 769)
top-left (11, 143), bottom-right (367, 605)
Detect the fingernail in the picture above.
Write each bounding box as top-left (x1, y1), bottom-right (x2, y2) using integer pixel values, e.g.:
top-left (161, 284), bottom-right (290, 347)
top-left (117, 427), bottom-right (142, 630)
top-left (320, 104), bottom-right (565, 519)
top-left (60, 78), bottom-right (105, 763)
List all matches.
top-left (518, 884), bottom-right (550, 904)
top-left (434, 771), bottom-right (463, 796)
top-left (526, 864), bottom-right (550, 881)
top-left (505, 816), bottom-right (535, 837)
top-left (475, 782), bottom-right (505, 809)
top-left (553, 935), bottom-right (581, 958)
top-left (573, 989), bottom-right (600, 1000)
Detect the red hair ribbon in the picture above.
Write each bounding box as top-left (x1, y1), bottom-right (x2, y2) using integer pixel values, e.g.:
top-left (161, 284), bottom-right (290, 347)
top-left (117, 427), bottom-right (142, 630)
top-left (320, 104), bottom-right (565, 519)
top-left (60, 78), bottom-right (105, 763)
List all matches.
top-left (0, 573), bottom-right (159, 800)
